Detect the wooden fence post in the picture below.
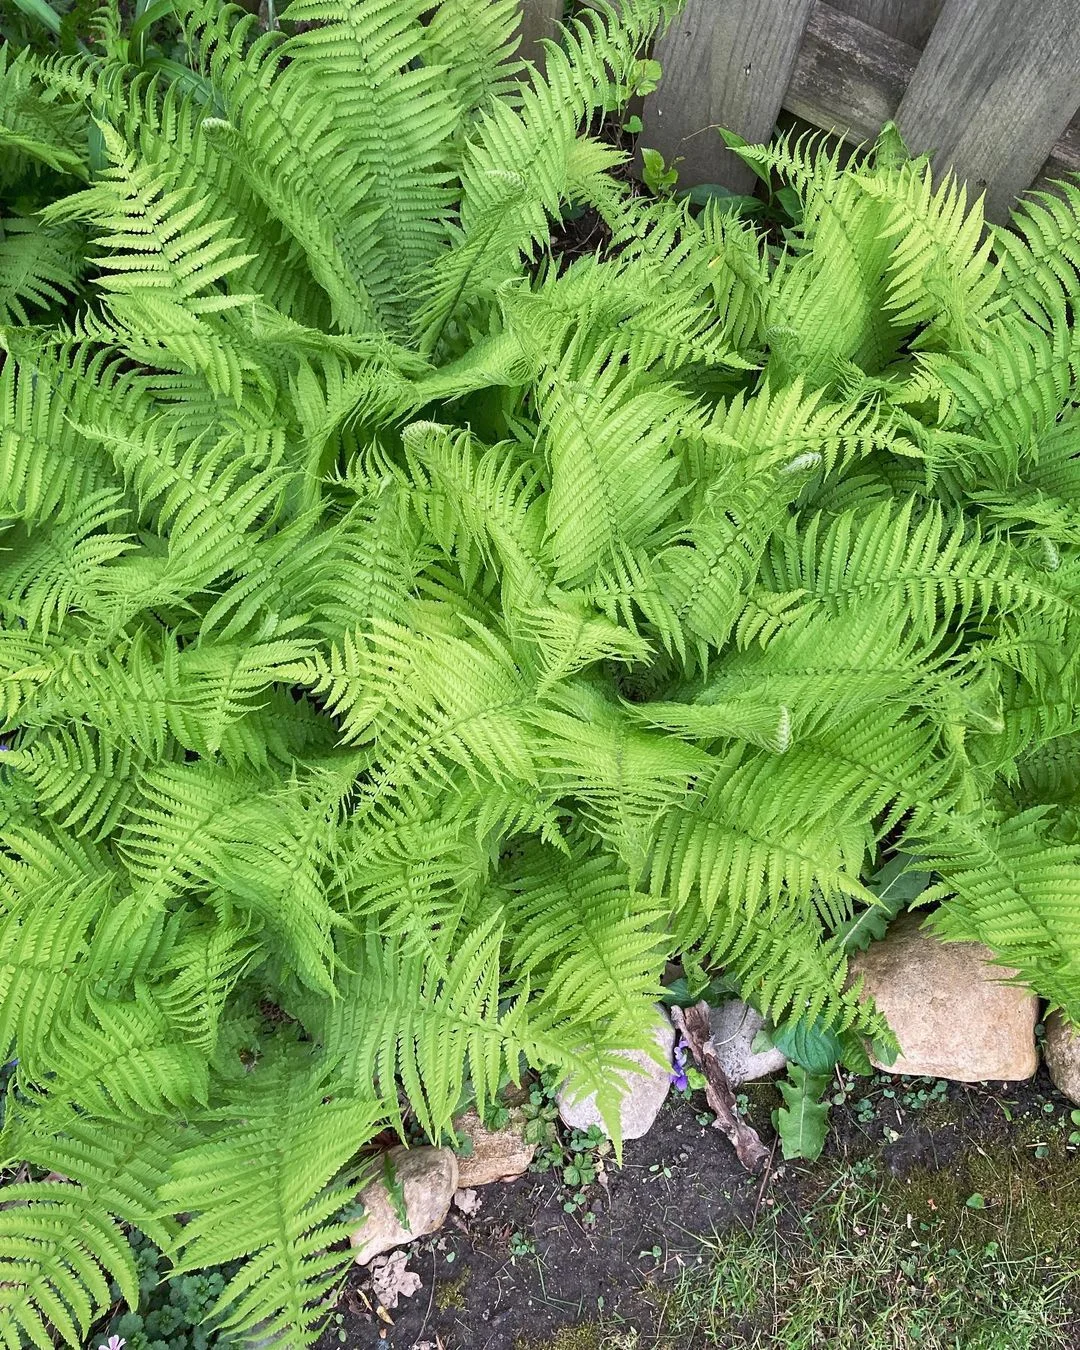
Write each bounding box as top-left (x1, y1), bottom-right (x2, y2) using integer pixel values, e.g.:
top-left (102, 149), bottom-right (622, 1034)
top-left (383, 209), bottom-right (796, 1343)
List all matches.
top-left (641, 0), bottom-right (815, 191)
top-left (783, 3), bottom-right (919, 147)
top-left (518, 0), bottom-right (563, 71)
top-left (826, 0), bottom-right (943, 49)
top-left (896, 0), bottom-right (1080, 221)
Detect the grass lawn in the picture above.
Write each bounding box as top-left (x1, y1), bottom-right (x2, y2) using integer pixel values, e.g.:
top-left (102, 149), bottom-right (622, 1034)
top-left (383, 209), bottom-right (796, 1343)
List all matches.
top-left (636, 1160), bottom-right (1077, 1349)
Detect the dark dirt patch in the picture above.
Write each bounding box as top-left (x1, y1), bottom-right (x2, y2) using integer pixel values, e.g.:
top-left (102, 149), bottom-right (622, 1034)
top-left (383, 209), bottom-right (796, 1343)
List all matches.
top-left (322, 1069), bottom-right (1080, 1350)
top-left (330, 1100), bottom-right (758, 1349)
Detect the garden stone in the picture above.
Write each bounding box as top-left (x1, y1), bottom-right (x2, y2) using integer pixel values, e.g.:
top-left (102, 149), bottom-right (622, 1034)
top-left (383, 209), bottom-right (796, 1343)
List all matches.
top-left (349, 1145), bottom-right (458, 1265)
top-left (708, 999), bottom-right (787, 1083)
top-left (453, 1107), bottom-right (536, 1186)
top-left (556, 1008), bottom-right (675, 1140)
top-left (849, 911), bottom-right (1037, 1081)
top-left (1044, 1012), bottom-right (1080, 1105)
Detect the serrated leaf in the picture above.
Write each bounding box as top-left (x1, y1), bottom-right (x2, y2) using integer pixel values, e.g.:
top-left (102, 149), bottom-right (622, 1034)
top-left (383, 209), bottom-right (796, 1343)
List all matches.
top-left (769, 1016), bottom-right (843, 1074)
top-left (660, 973), bottom-right (737, 1008)
top-left (775, 1066), bottom-right (831, 1161)
top-left (836, 853), bottom-right (930, 953)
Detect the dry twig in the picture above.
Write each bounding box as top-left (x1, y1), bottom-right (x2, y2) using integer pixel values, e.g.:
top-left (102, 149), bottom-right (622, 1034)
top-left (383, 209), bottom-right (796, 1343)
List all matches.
top-left (671, 1001), bottom-right (769, 1173)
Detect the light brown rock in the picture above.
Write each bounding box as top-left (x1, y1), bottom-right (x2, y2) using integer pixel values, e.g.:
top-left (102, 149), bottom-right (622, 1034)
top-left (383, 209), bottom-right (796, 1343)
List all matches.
top-left (708, 999), bottom-right (787, 1084)
top-left (556, 1008), bottom-right (676, 1140)
top-left (849, 911), bottom-right (1038, 1082)
top-left (349, 1145), bottom-right (458, 1265)
top-left (453, 1106), bottom-right (536, 1186)
top-left (1044, 1011), bottom-right (1080, 1105)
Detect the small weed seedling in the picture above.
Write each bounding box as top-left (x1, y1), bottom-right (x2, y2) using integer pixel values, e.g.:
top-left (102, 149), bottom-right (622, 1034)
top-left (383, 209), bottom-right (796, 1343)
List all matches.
top-left (522, 1071), bottom-right (613, 1215)
top-left (534, 1124), bottom-right (611, 1214)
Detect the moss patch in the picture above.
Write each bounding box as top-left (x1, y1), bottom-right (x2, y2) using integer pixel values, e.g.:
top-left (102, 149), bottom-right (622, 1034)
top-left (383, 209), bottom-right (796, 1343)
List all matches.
top-left (434, 1273), bottom-right (469, 1311)
top-left (655, 1112), bottom-right (1080, 1349)
top-left (894, 1131), bottom-right (1080, 1258)
top-left (514, 1325), bottom-right (637, 1350)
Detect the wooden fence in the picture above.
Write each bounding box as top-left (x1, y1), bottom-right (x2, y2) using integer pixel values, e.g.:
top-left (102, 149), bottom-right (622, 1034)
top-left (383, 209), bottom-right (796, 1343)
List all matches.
top-left (520, 0), bottom-right (1080, 222)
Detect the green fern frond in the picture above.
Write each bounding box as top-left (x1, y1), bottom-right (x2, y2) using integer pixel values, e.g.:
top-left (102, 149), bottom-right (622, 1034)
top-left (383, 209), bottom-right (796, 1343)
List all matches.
top-left (154, 914), bottom-right (260, 1054)
top-left (647, 752), bottom-right (873, 919)
top-left (0, 216), bottom-right (83, 324)
top-left (0, 345), bottom-right (137, 525)
top-left (413, 0), bottom-right (669, 351)
top-left (0, 877), bottom-right (105, 1070)
top-left (0, 1181), bottom-right (138, 1350)
top-left (0, 47), bottom-right (88, 185)
top-left (504, 843), bottom-right (668, 1031)
top-left (761, 497), bottom-right (1078, 638)
top-left (161, 1049), bottom-right (387, 1348)
top-left (291, 620), bottom-right (537, 809)
top-left (180, 0), bottom-right (383, 333)
top-left (1, 723), bottom-right (144, 839)
top-left (24, 985), bottom-right (210, 1118)
top-left (281, 0), bottom-right (457, 328)
top-left (421, 0), bottom-right (523, 118)
top-left (537, 683), bottom-right (709, 877)
top-left (539, 342), bottom-right (697, 584)
top-left (506, 203), bottom-right (756, 374)
top-left (404, 420), bottom-right (548, 612)
top-left (923, 812), bottom-right (1080, 1019)
top-left (996, 178), bottom-right (1080, 326)
top-left (200, 767), bottom-right (362, 993)
top-left (912, 312), bottom-right (1080, 479)
top-left (335, 801), bottom-right (488, 965)
top-left (857, 160), bottom-right (1000, 351)
top-left (128, 76), bottom-right (332, 330)
top-left (43, 122), bottom-right (256, 400)
top-left (0, 490), bottom-right (133, 638)
top-left (766, 175), bottom-right (900, 384)
top-left (293, 916), bottom-right (516, 1132)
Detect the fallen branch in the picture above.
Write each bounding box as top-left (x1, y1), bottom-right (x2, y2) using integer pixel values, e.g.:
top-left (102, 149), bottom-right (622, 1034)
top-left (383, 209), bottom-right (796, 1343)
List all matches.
top-left (671, 1001), bottom-right (770, 1173)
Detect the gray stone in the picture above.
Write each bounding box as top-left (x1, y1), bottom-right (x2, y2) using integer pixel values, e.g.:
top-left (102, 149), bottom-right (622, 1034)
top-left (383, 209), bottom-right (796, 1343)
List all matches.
top-left (556, 1008), bottom-right (675, 1140)
top-left (1044, 1011), bottom-right (1080, 1105)
top-left (349, 1145), bottom-right (458, 1265)
top-left (848, 911), bottom-right (1038, 1082)
top-left (708, 999), bottom-right (787, 1084)
top-left (453, 1107), bottom-right (536, 1187)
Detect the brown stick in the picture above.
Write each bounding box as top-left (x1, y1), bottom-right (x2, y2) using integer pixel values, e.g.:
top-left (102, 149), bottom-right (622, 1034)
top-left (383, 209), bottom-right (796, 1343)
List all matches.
top-left (671, 1001), bottom-right (770, 1173)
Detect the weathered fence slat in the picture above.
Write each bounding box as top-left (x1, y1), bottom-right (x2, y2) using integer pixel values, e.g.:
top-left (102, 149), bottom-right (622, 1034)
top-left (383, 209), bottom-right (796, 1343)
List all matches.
top-left (518, 0), bottom-right (562, 69)
top-left (827, 0), bottom-right (942, 49)
top-left (518, 0), bottom-right (1080, 213)
top-left (896, 0), bottom-right (1080, 221)
top-left (783, 2), bottom-right (917, 148)
top-left (642, 0), bottom-right (815, 191)
top-left (1042, 114), bottom-right (1080, 191)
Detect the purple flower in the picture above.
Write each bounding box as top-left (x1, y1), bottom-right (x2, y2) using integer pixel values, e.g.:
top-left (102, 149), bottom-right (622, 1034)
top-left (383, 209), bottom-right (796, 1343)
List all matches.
top-left (98, 1337), bottom-right (125, 1350)
top-left (670, 1038), bottom-right (689, 1092)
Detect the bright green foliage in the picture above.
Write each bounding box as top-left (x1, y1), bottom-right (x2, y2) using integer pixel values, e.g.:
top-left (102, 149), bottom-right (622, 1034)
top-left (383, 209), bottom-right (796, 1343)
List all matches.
top-left (774, 1066), bottom-right (831, 1162)
top-left (2, 0), bottom-right (1080, 1344)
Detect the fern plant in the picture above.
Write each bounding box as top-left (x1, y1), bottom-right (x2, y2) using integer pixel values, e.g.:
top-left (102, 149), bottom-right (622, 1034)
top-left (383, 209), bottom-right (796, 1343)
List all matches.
top-left (2, 0), bottom-right (1080, 1345)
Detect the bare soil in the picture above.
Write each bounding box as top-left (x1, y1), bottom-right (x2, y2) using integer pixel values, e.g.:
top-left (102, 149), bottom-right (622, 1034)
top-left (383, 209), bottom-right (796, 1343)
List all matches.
top-left (321, 1068), bottom-right (1080, 1350)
